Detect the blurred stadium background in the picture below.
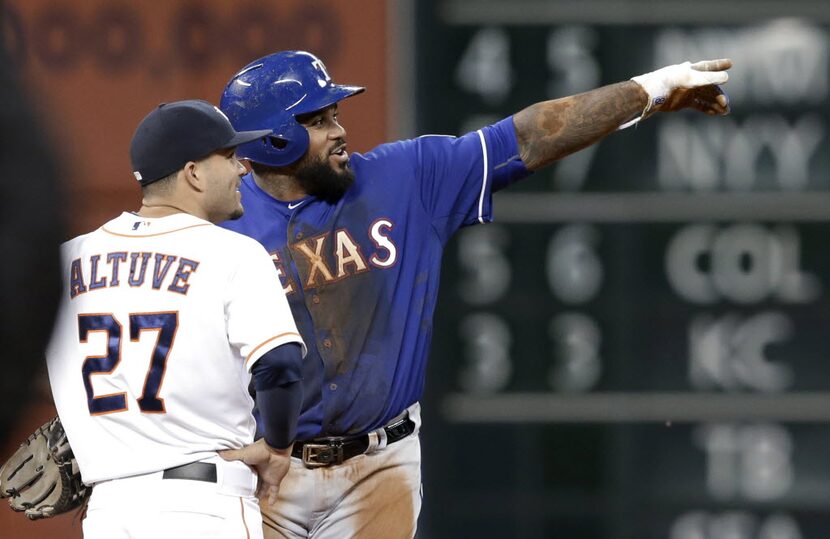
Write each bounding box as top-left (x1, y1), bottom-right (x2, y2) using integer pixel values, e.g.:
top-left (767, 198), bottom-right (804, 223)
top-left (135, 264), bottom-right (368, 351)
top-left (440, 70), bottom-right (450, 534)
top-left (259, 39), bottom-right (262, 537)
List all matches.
top-left (2, 1), bottom-right (829, 537)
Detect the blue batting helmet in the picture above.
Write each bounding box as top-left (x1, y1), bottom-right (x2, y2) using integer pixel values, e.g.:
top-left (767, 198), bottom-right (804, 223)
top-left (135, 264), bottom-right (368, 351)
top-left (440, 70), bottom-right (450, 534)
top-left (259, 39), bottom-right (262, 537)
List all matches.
top-left (220, 51), bottom-right (365, 167)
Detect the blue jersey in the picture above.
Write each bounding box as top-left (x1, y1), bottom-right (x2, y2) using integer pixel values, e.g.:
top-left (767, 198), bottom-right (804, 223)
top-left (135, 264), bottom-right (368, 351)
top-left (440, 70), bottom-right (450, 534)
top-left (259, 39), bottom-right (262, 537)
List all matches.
top-left (222, 117), bottom-right (530, 439)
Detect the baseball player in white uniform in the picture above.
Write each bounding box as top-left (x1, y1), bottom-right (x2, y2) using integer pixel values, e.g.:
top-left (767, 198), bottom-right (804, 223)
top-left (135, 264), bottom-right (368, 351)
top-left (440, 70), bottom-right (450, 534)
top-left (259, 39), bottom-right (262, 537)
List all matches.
top-left (46, 100), bottom-right (306, 539)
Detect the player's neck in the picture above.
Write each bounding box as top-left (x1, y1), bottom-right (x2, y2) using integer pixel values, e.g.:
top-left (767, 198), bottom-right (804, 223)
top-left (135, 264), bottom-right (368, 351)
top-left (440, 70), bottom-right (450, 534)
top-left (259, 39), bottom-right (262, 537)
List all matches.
top-left (252, 171), bottom-right (307, 202)
top-left (137, 201), bottom-right (198, 219)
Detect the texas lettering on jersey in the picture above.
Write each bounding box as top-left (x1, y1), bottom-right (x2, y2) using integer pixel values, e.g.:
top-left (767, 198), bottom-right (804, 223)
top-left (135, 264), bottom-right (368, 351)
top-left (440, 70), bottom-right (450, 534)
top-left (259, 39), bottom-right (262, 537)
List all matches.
top-left (271, 219), bottom-right (396, 294)
top-left (67, 251), bottom-right (200, 298)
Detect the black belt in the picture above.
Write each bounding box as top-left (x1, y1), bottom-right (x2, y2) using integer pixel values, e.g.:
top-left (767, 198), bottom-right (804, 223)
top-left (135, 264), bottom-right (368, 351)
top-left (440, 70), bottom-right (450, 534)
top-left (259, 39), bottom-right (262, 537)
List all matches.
top-left (162, 462), bottom-right (217, 483)
top-left (291, 415), bottom-right (416, 468)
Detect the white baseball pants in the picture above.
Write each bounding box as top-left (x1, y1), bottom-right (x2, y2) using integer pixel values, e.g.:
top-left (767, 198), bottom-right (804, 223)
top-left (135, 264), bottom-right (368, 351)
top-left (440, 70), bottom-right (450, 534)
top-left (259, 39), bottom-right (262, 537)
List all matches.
top-left (82, 455), bottom-right (262, 539)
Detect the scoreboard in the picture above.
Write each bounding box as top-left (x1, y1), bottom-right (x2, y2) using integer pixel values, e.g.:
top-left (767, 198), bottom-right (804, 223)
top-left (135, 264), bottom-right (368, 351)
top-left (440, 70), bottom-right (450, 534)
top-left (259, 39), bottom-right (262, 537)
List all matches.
top-left (414, 1), bottom-right (830, 538)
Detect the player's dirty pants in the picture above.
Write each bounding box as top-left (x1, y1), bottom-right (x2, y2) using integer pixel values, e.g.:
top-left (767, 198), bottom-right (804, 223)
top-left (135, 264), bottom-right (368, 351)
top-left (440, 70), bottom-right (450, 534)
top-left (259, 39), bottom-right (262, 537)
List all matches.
top-left (82, 455), bottom-right (263, 539)
top-left (262, 402), bottom-right (423, 539)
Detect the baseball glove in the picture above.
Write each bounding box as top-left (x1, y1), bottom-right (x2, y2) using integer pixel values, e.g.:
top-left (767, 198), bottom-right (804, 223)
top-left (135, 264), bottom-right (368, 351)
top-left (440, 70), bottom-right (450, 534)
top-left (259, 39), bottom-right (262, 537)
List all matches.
top-left (0, 416), bottom-right (90, 520)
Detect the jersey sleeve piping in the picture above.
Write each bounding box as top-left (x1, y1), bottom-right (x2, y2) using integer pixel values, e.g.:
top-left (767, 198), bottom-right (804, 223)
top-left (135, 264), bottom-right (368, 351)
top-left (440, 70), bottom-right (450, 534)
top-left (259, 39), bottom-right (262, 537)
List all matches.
top-left (245, 332), bottom-right (305, 367)
top-left (476, 129), bottom-right (489, 224)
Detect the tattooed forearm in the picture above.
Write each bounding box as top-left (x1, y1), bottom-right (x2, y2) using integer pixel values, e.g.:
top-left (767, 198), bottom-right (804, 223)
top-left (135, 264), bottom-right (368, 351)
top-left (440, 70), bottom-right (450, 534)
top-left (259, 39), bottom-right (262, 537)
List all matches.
top-left (513, 80), bottom-right (648, 171)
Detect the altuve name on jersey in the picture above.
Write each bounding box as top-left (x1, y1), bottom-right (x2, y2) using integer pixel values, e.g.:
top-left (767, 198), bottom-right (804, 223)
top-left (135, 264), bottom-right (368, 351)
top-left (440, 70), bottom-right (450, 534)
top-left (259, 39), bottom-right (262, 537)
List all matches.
top-left (69, 252), bottom-right (199, 298)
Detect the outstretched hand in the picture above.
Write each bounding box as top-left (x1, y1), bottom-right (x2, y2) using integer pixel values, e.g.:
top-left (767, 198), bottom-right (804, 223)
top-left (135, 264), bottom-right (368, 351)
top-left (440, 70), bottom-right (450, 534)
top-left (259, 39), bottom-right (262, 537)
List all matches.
top-left (219, 439), bottom-right (292, 507)
top-left (632, 58), bottom-right (733, 117)
top-left (660, 82), bottom-right (730, 115)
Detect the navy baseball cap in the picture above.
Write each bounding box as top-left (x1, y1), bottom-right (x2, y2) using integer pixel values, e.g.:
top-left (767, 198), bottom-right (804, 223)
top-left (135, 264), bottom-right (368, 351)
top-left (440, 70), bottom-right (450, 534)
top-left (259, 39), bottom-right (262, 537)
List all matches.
top-left (130, 99), bottom-right (272, 186)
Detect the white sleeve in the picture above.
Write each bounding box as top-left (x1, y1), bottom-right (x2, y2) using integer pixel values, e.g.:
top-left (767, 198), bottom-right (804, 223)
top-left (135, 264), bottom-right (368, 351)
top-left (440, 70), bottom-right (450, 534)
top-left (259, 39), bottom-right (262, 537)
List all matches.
top-left (224, 240), bottom-right (306, 371)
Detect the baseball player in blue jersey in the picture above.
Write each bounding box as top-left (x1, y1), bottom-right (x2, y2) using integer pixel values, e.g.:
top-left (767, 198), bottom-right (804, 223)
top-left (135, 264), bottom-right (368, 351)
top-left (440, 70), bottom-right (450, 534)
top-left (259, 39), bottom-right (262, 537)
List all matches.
top-left (216, 51), bottom-right (732, 539)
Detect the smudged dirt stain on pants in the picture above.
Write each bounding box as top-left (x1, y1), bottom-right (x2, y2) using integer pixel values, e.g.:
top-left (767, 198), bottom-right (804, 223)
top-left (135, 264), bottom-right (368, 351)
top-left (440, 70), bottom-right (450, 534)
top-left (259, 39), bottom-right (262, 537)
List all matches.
top-left (261, 434), bottom-right (422, 539)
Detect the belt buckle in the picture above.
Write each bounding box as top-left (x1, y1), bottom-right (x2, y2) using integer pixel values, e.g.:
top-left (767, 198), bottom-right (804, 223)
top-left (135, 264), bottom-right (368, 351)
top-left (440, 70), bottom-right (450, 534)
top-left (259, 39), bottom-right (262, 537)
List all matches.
top-left (302, 442), bottom-right (344, 468)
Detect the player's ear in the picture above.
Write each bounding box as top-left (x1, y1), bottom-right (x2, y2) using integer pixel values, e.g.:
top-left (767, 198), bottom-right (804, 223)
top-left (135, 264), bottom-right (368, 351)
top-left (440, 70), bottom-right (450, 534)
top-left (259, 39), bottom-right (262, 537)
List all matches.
top-left (181, 160), bottom-right (206, 192)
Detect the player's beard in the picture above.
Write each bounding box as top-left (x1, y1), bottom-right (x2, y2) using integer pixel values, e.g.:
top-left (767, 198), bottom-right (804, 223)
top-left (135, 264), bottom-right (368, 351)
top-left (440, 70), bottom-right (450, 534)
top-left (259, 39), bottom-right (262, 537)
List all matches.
top-left (227, 206), bottom-right (244, 221)
top-left (294, 153), bottom-right (355, 203)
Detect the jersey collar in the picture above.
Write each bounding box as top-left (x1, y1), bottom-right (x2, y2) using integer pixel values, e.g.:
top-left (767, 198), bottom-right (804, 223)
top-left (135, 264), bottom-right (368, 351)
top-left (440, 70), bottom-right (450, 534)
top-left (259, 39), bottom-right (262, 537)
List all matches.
top-left (101, 212), bottom-right (212, 237)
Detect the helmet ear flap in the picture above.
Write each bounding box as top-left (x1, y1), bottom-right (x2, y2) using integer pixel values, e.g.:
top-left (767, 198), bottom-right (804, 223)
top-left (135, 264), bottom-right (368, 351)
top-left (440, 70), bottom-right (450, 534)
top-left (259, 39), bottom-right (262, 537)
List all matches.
top-left (268, 119), bottom-right (310, 166)
top-left (236, 118), bottom-right (309, 167)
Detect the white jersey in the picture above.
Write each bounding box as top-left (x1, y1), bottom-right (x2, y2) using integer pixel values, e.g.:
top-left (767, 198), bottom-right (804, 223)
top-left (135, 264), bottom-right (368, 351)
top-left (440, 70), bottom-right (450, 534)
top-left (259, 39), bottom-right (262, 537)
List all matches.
top-left (47, 212), bottom-right (305, 485)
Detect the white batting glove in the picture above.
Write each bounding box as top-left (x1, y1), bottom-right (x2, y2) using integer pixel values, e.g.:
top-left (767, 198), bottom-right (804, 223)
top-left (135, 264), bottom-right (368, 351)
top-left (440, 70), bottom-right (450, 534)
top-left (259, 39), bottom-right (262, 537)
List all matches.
top-left (622, 58), bottom-right (732, 128)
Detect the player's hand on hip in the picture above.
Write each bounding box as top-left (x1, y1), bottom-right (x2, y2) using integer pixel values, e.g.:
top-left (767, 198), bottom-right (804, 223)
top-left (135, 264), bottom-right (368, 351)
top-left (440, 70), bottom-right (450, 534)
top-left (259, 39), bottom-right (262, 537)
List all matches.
top-left (631, 58), bottom-right (732, 116)
top-left (219, 438), bottom-right (292, 508)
